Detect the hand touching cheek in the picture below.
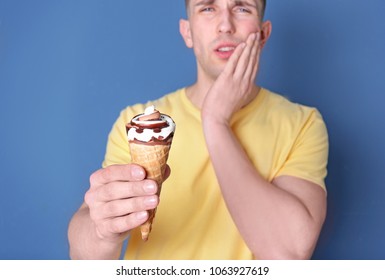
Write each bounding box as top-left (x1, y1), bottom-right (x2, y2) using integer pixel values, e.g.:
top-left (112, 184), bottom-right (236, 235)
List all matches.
top-left (202, 32), bottom-right (262, 126)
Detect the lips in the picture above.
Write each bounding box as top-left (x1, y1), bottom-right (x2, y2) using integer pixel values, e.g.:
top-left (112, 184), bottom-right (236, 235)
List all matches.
top-left (214, 43), bottom-right (238, 59)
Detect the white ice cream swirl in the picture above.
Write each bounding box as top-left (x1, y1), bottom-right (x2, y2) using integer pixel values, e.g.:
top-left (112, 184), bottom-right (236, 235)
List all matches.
top-left (126, 105), bottom-right (175, 143)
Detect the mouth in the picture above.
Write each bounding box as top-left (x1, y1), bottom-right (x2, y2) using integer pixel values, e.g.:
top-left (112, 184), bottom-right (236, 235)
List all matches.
top-left (217, 46), bottom-right (236, 52)
top-left (214, 44), bottom-right (237, 59)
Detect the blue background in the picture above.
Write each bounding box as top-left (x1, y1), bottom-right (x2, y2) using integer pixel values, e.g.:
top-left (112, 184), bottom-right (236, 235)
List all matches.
top-left (0, 0), bottom-right (384, 259)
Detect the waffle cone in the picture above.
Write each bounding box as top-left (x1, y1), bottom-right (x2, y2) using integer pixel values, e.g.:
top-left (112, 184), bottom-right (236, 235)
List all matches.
top-left (129, 142), bottom-right (171, 241)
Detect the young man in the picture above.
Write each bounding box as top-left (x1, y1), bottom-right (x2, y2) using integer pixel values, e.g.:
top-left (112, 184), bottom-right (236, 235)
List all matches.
top-left (68, 0), bottom-right (328, 260)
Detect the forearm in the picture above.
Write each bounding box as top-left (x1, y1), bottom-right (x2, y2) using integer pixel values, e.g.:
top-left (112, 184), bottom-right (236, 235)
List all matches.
top-left (203, 119), bottom-right (320, 259)
top-left (68, 204), bottom-right (123, 260)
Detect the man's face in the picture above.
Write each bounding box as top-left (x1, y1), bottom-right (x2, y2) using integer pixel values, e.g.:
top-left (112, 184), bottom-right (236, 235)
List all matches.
top-left (180, 0), bottom-right (269, 81)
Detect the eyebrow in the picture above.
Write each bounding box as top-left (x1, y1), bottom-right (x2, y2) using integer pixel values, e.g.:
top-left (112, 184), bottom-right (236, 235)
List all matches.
top-left (235, 0), bottom-right (256, 6)
top-left (194, 0), bottom-right (215, 7)
top-left (194, 0), bottom-right (257, 9)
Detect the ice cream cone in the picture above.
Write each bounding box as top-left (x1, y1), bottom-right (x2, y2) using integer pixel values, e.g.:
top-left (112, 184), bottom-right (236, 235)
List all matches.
top-left (126, 105), bottom-right (175, 241)
top-left (129, 142), bottom-right (171, 241)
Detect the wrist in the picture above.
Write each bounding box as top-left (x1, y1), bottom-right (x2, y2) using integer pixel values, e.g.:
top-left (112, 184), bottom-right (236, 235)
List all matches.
top-left (86, 221), bottom-right (125, 259)
top-left (202, 113), bottom-right (233, 145)
top-left (202, 115), bottom-right (230, 133)
top-left (70, 206), bottom-right (125, 259)
top-left (201, 109), bottom-right (231, 128)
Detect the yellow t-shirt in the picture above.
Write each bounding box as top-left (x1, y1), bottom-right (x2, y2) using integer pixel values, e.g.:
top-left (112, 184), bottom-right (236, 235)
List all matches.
top-left (102, 87), bottom-right (328, 260)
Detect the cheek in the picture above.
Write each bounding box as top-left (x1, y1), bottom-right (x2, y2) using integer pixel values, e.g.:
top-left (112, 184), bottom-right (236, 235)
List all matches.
top-left (241, 20), bottom-right (262, 34)
top-left (192, 41), bottom-right (205, 61)
top-left (190, 32), bottom-right (210, 57)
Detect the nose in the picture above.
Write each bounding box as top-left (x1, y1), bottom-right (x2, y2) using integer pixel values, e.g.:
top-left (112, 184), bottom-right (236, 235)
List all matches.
top-left (217, 10), bottom-right (235, 34)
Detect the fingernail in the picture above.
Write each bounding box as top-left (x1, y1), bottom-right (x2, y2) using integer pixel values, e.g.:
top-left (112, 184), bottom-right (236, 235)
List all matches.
top-left (144, 181), bottom-right (156, 193)
top-left (250, 33), bottom-right (256, 40)
top-left (131, 165), bottom-right (145, 179)
top-left (144, 196), bottom-right (158, 207)
top-left (136, 211), bottom-right (148, 220)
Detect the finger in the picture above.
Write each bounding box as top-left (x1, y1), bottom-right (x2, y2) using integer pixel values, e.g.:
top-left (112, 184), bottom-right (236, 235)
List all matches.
top-left (233, 32), bottom-right (256, 78)
top-left (243, 32), bottom-right (261, 82)
top-left (99, 195), bottom-right (159, 220)
top-left (250, 33), bottom-right (262, 81)
top-left (86, 179), bottom-right (158, 204)
top-left (90, 164), bottom-right (146, 188)
top-left (100, 211), bottom-right (149, 235)
top-left (222, 41), bottom-right (246, 76)
top-left (163, 165), bottom-right (171, 181)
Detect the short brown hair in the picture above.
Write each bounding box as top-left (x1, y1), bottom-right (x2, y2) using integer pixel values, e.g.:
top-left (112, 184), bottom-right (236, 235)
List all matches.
top-left (185, 0), bottom-right (267, 19)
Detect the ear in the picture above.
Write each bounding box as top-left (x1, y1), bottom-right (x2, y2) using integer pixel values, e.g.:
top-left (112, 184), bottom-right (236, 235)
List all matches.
top-left (179, 19), bottom-right (193, 48)
top-left (259, 20), bottom-right (272, 49)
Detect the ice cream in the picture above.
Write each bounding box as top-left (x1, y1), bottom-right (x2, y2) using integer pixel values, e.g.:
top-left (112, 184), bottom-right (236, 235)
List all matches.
top-left (125, 105), bottom-right (175, 241)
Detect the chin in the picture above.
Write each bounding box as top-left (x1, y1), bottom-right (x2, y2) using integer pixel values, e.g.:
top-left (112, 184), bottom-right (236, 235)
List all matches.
top-left (209, 66), bottom-right (226, 79)
top-left (199, 62), bottom-right (226, 81)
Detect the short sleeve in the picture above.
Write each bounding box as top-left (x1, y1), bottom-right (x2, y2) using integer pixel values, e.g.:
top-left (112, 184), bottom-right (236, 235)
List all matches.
top-left (275, 109), bottom-right (329, 190)
top-left (102, 108), bottom-right (133, 168)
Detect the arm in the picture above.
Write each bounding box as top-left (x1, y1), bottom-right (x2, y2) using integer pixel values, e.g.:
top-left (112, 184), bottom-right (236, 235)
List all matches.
top-left (203, 120), bottom-right (326, 259)
top-left (201, 33), bottom-right (326, 259)
top-left (68, 164), bottom-right (162, 259)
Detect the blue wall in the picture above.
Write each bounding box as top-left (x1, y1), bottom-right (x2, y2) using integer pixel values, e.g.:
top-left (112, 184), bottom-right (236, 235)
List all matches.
top-left (0, 0), bottom-right (384, 259)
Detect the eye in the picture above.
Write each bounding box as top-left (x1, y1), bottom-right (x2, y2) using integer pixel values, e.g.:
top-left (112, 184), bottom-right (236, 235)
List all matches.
top-left (235, 7), bottom-right (251, 13)
top-left (200, 6), bottom-right (215, 13)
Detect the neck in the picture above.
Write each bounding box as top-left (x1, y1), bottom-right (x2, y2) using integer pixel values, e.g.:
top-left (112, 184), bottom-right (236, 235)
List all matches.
top-left (185, 83), bottom-right (207, 110)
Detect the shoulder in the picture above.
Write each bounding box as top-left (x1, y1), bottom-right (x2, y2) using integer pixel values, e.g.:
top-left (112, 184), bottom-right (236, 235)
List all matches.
top-left (263, 89), bottom-right (316, 114)
top-left (261, 88), bottom-right (326, 128)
